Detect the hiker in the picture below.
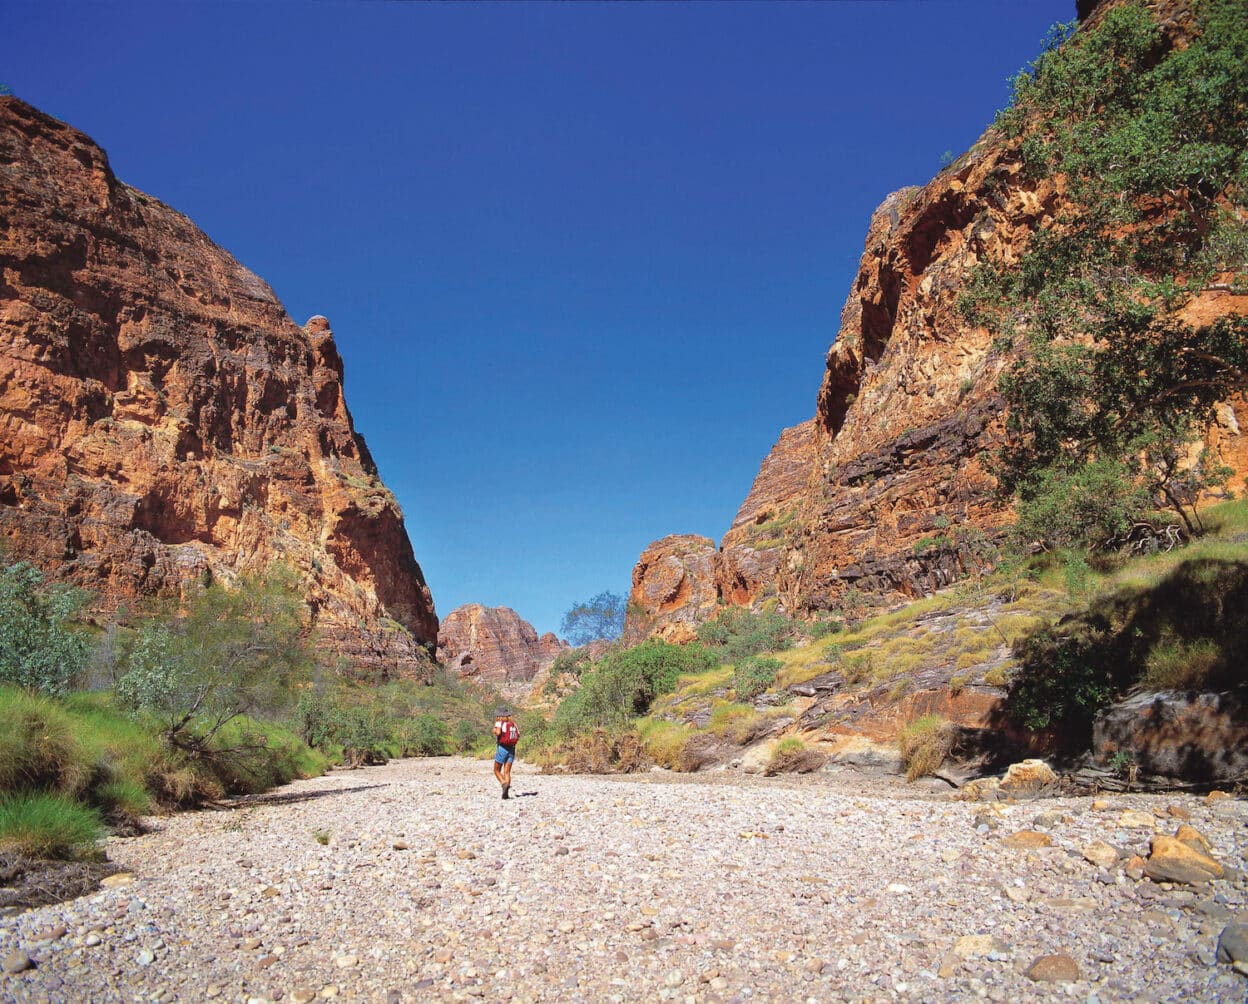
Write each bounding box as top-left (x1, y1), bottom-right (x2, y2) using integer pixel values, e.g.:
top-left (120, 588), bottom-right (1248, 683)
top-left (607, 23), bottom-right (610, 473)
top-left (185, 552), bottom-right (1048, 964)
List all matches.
top-left (492, 709), bottom-right (519, 799)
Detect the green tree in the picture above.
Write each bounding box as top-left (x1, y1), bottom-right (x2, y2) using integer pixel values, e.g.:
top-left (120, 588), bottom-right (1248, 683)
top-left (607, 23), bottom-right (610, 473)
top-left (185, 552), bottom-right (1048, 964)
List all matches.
top-left (0, 561), bottom-right (90, 696)
top-left (963, 1), bottom-right (1248, 548)
top-left (116, 569), bottom-right (313, 753)
top-left (560, 591), bottom-right (626, 646)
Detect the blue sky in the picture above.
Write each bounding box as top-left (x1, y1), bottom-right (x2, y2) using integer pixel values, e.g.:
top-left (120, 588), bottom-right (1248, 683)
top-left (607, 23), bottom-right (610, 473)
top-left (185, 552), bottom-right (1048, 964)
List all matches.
top-left (3, 1), bottom-right (1071, 637)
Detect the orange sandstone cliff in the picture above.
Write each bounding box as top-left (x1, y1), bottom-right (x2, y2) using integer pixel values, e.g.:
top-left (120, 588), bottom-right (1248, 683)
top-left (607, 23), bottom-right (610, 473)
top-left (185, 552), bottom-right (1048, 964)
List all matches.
top-left (626, 1), bottom-right (1248, 639)
top-left (0, 97), bottom-right (438, 676)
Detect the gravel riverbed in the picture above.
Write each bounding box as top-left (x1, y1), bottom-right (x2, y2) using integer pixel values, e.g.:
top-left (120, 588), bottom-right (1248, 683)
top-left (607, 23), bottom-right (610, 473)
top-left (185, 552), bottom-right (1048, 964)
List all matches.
top-left (1, 757), bottom-right (1245, 1003)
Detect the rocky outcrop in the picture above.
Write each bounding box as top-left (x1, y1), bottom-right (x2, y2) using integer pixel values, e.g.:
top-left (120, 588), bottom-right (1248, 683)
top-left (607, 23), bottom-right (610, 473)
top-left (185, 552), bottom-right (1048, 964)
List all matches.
top-left (622, 535), bottom-right (720, 645)
top-left (437, 604), bottom-right (566, 701)
top-left (0, 97), bottom-right (437, 676)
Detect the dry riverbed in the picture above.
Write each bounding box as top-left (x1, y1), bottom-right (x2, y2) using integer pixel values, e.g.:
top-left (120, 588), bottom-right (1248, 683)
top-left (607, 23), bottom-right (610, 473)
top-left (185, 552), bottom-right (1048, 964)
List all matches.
top-left (1, 757), bottom-right (1245, 1002)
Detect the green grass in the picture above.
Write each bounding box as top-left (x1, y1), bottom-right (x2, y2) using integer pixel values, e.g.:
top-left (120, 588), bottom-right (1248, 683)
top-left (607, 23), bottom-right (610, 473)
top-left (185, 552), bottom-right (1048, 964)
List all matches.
top-left (0, 793), bottom-right (103, 859)
top-left (637, 718), bottom-right (696, 769)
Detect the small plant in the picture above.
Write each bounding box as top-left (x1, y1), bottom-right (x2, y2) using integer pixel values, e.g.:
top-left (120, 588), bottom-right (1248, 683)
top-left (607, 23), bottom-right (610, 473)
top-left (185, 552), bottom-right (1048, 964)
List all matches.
top-left (765, 736), bottom-right (827, 776)
top-left (897, 715), bottom-right (956, 781)
top-left (313, 828), bottom-right (331, 846)
top-left (1107, 749), bottom-right (1135, 775)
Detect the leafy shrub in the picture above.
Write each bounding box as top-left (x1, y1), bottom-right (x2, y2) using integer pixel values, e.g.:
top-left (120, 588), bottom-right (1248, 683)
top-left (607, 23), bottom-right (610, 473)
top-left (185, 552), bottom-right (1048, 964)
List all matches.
top-left (697, 607), bottom-right (795, 663)
top-left (452, 719), bottom-right (480, 753)
top-left (116, 570), bottom-right (313, 754)
top-left (561, 591), bottom-right (626, 646)
top-left (1141, 638), bottom-right (1222, 691)
top-left (0, 793), bottom-right (102, 859)
top-left (0, 561), bottom-right (90, 695)
top-left (407, 714), bottom-right (449, 756)
top-left (897, 715), bottom-right (956, 781)
top-left (733, 656), bottom-right (781, 701)
top-left (551, 640), bottom-right (715, 738)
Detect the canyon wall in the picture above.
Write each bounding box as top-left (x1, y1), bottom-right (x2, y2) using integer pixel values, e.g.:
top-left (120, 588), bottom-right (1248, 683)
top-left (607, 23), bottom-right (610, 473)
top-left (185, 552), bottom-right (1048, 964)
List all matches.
top-left (626, 0), bottom-right (1248, 639)
top-left (0, 97), bottom-right (438, 677)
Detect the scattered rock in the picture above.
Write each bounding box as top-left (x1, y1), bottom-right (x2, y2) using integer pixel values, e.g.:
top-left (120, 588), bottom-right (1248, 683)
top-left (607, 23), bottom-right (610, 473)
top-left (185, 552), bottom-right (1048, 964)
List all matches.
top-left (999, 759), bottom-right (1057, 796)
top-left (1002, 830), bottom-right (1053, 849)
top-left (100, 873), bottom-right (136, 889)
top-left (1025, 954), bottom-right (1081, 982)
top-left (1144, 835), bottom-right (1223, 884)
top-left (1118, 810), bottom-right (1155, 829)
top-left (1217, 924), bottom-right (1248, 965)
top-left (333, 955), bottom-right (358, 969)
top-left (3, 951), bottom-right (33, 974)
top-left (953, 935), bottom-right (1007, 959)
top-left (1175, 824), bottom-right (1212, 854)
top-left (1082, 841), bottom-right (1119, 870)
top-left (31, 925), bottom-right (66, 942)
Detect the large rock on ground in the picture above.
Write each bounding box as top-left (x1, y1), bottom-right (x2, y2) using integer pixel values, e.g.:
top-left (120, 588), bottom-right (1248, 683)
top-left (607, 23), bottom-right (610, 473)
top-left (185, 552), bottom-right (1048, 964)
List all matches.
top-left (437, 604), bottom-right (566, 701)
top-left (0, 98), bottom-right (437, 676)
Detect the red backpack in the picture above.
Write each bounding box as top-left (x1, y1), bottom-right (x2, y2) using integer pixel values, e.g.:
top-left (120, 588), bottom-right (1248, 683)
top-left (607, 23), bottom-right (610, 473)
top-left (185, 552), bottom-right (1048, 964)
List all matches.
top-left (497, 718), bottom-right (519, 746)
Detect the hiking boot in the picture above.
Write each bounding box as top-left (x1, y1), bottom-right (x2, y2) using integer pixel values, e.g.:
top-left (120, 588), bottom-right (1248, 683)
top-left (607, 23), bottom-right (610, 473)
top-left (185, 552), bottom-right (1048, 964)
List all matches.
top-left (502, 784), bottom-right (510, 799)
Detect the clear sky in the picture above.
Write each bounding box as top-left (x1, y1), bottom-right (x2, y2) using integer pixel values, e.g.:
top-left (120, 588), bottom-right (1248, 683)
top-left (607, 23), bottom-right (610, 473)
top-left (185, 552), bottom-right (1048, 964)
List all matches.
top-left (3, 0), bottom-right (1071, 637)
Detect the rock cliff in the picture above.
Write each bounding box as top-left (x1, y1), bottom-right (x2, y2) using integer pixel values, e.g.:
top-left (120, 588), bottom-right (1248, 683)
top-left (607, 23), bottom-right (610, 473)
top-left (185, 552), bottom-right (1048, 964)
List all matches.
top-left (626, 0), bottom-right (1248, 639)
top-left (0, 97), bottom-right (438, 676)
top-left (437, 604), bottom-right (566, 702)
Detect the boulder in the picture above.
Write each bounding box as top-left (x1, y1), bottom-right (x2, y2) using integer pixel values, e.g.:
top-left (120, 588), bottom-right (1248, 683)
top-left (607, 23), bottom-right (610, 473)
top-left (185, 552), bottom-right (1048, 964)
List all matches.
top-left (1144, 834), bottom-right (1223, 884)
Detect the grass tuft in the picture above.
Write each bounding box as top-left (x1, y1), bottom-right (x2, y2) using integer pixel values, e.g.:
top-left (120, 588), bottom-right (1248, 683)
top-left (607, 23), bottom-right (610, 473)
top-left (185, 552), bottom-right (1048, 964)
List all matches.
top-left (897, 715), bottom-right (956, 781)
top-left (0, 793), bottom-right (103, 859)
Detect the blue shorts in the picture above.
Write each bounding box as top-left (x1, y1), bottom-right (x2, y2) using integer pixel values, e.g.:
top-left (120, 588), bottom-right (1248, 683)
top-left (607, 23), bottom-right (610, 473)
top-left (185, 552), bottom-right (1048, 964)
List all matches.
top-left (495, 744), bottom-right (516, 766)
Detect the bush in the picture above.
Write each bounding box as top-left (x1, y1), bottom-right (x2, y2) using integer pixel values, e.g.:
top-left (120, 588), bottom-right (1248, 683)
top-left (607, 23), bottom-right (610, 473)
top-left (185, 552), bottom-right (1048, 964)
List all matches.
top-left (897, 715), bottom-right (956, 781)
top-left (407, 714), bottom-right (449, 756)
top-left (551, 640), bottom-right (715, 739)
top-left (0, 687), bottom-right (90, 796)
top-left (0, 793), bottom-right (103, 859)
top-left (733, 656), bottom-right (781, 701)
top-left (116, 570), bottom-right (313, 754)
top-left (697, 607), bottom-right (794, 663)
top-left (0, 561), bottom-right (90, 695)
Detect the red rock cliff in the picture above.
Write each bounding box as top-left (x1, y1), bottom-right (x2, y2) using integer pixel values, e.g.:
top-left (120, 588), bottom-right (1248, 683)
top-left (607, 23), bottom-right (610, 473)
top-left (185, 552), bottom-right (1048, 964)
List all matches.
top-left (626, 0), bottom-right (1247, 637)
top-left (437, 604), bottom-right (567, 701)
top-left (0, 98), bottom-right (438, 676)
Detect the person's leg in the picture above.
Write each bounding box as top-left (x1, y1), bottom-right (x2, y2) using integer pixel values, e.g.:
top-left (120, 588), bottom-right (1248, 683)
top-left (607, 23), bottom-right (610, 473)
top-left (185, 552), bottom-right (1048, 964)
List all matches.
top-left (493, 747), bottom-right (506, 789)
top-left (501, 749), bottom-right (513, 798)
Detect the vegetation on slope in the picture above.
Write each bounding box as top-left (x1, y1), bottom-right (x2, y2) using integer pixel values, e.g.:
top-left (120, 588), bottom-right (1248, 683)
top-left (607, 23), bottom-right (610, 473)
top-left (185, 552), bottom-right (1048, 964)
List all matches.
top-left (962, 0), bottom-right (1248, 549)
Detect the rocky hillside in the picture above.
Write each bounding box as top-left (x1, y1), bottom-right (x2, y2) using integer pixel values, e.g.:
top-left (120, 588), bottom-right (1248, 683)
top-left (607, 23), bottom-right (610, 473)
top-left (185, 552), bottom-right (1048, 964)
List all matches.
top-left (626, 0), bottom-right (1248, 640)
top-left (0, 97), bottom-right (438, 677)
top-left (437, 604), bottom-right (566, 702)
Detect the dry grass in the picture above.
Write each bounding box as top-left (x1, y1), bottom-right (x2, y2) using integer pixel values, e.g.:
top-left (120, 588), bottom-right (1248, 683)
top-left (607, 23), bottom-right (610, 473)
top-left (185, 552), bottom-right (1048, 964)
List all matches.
top-left (897, 715), bottom-right (956, 781)
top-left (764, 737), bottom-right (827, 776)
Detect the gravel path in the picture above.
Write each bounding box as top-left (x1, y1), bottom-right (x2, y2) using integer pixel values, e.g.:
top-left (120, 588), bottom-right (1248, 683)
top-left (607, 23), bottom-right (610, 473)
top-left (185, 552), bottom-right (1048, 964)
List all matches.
top-left (2, 757), bottom-right (1245, 1002)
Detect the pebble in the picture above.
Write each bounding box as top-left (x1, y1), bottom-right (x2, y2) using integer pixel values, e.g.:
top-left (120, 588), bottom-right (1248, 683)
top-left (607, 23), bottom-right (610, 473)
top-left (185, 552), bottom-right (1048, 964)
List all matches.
top-left (0, 758), bottom-right (1240, 1003)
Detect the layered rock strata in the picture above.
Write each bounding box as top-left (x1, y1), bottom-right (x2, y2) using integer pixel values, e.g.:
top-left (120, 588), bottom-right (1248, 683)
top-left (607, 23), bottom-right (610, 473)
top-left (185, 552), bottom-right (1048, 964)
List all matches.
top-left (437, 604), bottom-right (566, 702)
top-left (0, 97), bottom-right (437, 676)
top-left (626, 0), bottom-right (1248, 640)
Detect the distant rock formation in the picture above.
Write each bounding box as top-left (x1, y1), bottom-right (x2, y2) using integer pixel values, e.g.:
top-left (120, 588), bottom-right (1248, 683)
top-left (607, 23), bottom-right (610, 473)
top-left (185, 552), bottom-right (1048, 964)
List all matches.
top-left (0, 97), bottom-right (438, 677)
top-left (438, 604), bottom-right (567, 701)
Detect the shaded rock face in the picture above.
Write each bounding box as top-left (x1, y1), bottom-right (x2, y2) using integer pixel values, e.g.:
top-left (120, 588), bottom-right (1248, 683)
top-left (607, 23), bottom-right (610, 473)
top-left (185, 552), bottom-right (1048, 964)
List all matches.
top-left (0, 98), bottom-right (437, 676)
top-left (437, 604), bottom-right (566, 701)
top-left (1092, 692), bottom-right (1248, 786)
